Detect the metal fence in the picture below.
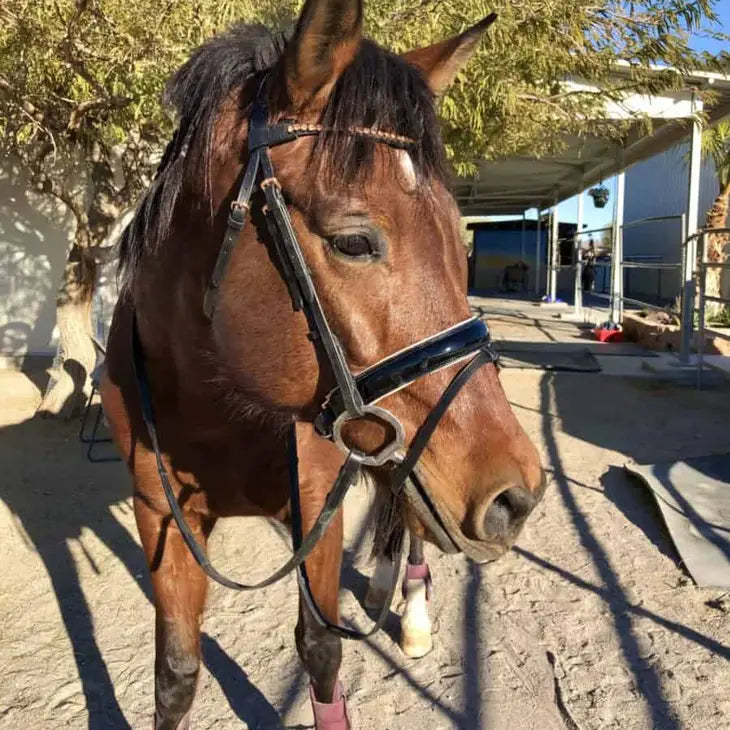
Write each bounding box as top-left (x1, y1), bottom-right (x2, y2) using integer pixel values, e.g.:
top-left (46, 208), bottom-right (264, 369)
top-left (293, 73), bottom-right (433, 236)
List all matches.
top-left (624, 255), bottom-right (666, 304)
top-left (694, 227), bottom-right (730, 386)
top-left (550, 217), bottom-right (729, 379)
top-left (570, 215), bottom-right (685, 331)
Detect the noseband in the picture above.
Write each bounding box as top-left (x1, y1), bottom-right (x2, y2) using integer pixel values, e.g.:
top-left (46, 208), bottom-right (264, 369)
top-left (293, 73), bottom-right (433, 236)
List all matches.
top-left (132, 98), bottom-right (498, 639)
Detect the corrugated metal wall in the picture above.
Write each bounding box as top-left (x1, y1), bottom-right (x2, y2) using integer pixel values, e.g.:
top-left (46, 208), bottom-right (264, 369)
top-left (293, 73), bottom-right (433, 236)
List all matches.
top-left (623, 142), bottom-right (718, 304)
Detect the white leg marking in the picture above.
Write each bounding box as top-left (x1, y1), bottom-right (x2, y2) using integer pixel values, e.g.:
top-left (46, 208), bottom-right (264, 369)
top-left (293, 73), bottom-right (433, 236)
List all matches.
top-left (400, 577), bottom-right (433, 658)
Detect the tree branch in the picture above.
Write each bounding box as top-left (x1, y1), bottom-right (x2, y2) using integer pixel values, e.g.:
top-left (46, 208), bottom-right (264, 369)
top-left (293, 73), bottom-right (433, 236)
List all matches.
top-left (29, 167), bottom-right (88, 237)
top-left (67, 96), bottom-right (132, 132)
top-left (57, 0), bottom-right (107, 98)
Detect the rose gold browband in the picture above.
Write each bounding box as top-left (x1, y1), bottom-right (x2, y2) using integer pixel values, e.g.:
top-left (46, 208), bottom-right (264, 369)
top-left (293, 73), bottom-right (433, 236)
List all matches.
top-left (285, 122), bottom-right (416, 148)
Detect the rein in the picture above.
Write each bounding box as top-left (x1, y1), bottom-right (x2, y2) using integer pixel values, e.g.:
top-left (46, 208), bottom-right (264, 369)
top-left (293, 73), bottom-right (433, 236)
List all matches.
top-left (131, 97), bottom-right (498, 639)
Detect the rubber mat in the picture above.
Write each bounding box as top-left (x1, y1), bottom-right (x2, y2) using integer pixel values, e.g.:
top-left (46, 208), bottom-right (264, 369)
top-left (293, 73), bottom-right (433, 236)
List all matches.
top-left (625, 455), bottom-right (730, 588)
top-left (495, 341), bottom-right (658, 357)
top-left (496, 346), bottom-right (601, 372)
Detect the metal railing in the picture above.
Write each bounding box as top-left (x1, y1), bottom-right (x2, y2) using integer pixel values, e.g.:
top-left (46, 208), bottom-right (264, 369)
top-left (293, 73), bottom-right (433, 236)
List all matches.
top-left (624, 255), bottom-right (666, 305)
top-left (570, 215), bottom-right (685, 332)
top-left (545, 216), bottom-right (729, 377)
top-left (694, 227), bottom-right (730, 386)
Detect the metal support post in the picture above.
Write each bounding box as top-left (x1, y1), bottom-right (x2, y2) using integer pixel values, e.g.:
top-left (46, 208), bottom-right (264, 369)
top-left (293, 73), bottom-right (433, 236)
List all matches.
top-left (574, 186), bottom-right (584, 319)
top-left (610, 168), bottom-right (626, 324)
top-left (697, 232), bottom-right (707, 387)
top-left (535, 206), bottom-right (542, 295)
top-left (521, 211), bottom-right (526, 262)
top-left (680, 94), bottom-right (702, 365)
top-left (549, 196), bottom-right (559, 301)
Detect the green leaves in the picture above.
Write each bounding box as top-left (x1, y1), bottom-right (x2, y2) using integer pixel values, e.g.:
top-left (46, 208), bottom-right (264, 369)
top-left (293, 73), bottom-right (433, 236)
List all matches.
top-left (701, 120), bottom-right (730, 189)
top-left (0, 0), bottom-right (727, 222)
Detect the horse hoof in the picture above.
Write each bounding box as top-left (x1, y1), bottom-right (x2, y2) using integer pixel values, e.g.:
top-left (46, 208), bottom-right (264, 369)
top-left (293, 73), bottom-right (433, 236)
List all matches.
top-left (310, 682), bottom-right (350, 730)
top-left (400, 619), bottom-right (433, 658)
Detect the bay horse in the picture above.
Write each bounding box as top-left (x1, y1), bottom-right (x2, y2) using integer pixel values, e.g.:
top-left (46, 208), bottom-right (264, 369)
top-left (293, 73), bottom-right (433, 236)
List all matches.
top-left (101, 1), bottom-right (546, 727)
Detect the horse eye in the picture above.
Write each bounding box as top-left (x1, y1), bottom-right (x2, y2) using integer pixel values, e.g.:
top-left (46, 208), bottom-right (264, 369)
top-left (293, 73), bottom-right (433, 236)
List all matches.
top-left (330, 234), bottom-right (376, 258)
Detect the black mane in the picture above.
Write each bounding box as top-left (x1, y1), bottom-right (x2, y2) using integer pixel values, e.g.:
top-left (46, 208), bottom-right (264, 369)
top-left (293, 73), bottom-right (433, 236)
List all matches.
top-left (118, 22), bottom-right (446, 283)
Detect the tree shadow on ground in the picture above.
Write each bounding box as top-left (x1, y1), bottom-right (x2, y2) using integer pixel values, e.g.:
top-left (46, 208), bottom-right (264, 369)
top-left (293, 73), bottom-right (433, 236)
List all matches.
top-left (553, 372), bottom-right (730, 566)
top-left (534, 372), bottom-right (730, 728)
top-left (539, 374), bottom-right (682, 730)
top-left (0, 370), bottom-right (280, 729)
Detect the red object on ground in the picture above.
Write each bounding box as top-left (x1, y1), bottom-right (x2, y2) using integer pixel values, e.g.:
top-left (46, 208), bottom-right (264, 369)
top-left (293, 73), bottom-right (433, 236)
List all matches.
top-left (593, 327), bottom-right (624, 343)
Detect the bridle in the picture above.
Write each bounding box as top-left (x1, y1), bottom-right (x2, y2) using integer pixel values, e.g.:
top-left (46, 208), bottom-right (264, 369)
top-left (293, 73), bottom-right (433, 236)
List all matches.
top-left (132, 95), bottom-right (499, 639)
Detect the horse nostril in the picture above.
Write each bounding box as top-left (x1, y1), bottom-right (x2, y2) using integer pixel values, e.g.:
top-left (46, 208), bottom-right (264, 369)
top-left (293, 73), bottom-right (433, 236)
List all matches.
top-left (482, 485), bottom-right (535, 539)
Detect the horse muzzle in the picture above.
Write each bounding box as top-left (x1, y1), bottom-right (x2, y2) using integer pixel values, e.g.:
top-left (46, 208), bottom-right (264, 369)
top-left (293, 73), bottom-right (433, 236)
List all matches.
top-left (403, 466), bottom-right (547, 563)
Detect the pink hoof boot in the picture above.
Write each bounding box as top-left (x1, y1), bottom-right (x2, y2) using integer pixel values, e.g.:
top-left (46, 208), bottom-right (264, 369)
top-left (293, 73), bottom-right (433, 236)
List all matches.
top-left (402, 561), bottom-right (432, 599)
top-left (309, 681), bottom-right (350, 730)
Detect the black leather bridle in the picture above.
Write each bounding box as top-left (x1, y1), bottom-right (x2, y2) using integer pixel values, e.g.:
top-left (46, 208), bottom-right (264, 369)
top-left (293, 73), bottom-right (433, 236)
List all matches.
top-left (132, 97), bottom-right (499, 639)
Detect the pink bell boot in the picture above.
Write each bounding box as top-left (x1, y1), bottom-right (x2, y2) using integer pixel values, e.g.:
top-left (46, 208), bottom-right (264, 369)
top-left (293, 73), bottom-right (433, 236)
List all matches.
top-left (309, 681), bottom-right (350, 730)
top-left (402, 560), bottom-right (432, 600)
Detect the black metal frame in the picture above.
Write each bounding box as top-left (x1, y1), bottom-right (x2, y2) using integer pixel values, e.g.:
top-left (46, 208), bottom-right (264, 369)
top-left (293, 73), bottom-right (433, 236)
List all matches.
top-left (79, 386), bottom-right (119, 462)
top-left (79, 347), bottom-right (121, 463)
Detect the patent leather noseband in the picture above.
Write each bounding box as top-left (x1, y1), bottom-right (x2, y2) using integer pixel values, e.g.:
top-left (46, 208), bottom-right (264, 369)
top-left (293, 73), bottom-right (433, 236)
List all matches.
top-left (132, 96), bottom-right (498, 639)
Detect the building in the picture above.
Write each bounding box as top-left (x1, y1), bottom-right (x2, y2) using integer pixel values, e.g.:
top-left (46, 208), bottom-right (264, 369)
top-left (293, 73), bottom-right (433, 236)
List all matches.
top-left (466, 140), bottom-right (724, 305)
top-left (467, 219), bottom-right (577, 294)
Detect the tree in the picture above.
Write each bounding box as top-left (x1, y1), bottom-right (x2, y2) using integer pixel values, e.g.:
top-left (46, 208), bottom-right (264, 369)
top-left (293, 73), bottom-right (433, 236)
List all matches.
top-left (365, 0), bottom-right (730, 174)
top-left (700, 120), bottom-right (730, 321)
top-left (1, 0), bottom-right (728, 416)
top-left (0, 1), bottom-right (262, 417)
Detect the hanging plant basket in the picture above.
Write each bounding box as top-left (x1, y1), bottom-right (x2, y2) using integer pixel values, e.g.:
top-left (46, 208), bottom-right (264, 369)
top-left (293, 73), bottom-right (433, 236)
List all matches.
top-left (588, 185), bottom-right (610, 209)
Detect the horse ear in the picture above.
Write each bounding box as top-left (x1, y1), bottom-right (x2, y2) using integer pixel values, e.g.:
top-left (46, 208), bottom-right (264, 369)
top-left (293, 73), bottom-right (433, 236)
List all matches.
top-left (401, 14), bottom-right (497, 95)
top-left (285, 0), bottom-right (363, 109)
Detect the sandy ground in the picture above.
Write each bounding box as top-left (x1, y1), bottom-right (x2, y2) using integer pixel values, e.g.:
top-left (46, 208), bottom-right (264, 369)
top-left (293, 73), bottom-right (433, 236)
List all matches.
top-left (1, 299), bottom-right (729, 730)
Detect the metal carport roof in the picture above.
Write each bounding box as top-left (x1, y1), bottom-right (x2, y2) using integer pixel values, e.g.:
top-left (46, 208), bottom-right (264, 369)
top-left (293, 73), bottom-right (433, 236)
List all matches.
top-left (453, 65), bottom-right (730, 216)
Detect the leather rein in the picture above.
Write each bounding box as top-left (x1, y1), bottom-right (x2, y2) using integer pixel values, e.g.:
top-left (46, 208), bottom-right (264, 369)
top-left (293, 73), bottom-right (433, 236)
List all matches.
top-left (131, 98), bottom-right (498, 640)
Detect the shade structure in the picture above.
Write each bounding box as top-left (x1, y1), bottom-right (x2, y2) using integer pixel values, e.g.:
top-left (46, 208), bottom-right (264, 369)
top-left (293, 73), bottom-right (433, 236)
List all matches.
top-left (454, 65), bottom-right (730, 216)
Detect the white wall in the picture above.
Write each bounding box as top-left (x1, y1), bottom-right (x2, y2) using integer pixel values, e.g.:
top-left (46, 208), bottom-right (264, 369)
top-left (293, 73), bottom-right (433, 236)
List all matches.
top-left (0, 157), bottom-right (120, 366)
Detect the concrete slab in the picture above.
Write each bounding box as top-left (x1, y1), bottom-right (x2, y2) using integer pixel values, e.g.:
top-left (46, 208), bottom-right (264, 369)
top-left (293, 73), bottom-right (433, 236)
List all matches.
top-left (594, 355), bottom-right (660, 377)
top-left (681, 354), bottom-right (730, 374)
top-left (640, 356), bottom-right (727, 386)
top-left (701, 355), bottom-right (730, 374)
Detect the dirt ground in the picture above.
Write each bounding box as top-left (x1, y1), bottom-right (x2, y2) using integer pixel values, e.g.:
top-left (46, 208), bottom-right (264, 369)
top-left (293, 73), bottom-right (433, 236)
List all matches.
top-left (1, 299), bottom-right (729, 730)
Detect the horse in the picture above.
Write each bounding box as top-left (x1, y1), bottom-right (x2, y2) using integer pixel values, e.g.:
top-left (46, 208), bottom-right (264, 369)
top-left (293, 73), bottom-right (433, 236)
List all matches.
top-left (502, 261), bottom-right (530, 293)
top-left (100, 2), bottom-right (546, 728)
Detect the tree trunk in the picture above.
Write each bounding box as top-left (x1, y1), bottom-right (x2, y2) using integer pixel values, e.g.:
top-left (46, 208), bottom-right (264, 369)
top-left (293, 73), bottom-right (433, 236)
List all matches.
top-left (703, 181), bottom-right (730, 321)
top-left (38, 242), bottom-right (98, 419)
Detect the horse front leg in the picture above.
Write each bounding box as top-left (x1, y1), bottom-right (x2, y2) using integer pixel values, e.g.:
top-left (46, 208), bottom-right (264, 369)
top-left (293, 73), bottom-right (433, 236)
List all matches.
top-left (366, 532), bottom-right (433, 658)
top-left (400, 534), bottom-right (433, 658)
top-left (294, 424), bottom-right (349, 729)
top-left (134, 473), bottom-right (213, 730)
